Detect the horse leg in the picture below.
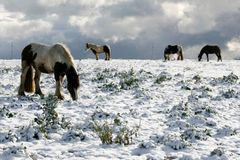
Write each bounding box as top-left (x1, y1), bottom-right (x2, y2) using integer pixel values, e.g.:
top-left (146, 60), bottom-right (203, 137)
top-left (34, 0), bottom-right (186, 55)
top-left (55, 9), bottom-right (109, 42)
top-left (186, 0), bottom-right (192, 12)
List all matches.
top-left (54, 75), bottom-right (64, 100)
top-left (18, 61), bottom-right (29, 96)
top-left (54, 62), bottom-right (67, 100)
top-left (217, 53), bottom-right (222, 62)
top-left (95, 53), bottom-right (99, 60)
top-left (206, 54), bottom-right (209, 62)
top-left (108, 52), bottom-right (111, 60)
top-left (180, 50), bottom-right (183, 60)
top-left (34, 69), bottom-right (43, 96)
top-left (177, 53), bottom-right (180, 60)
top-left (164, 54), bottom-right (167, 61)
top-left (105, 52), bottom-right (108, 61)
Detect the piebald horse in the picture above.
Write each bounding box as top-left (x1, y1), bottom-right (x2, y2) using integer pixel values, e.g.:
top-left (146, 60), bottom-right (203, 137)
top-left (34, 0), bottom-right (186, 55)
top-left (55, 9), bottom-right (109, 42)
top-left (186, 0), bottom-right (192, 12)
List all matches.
top-left (86, 43), bottom-right (111, 60)
top-left (164, 45), bottom-right (184, 61)
top-left (198, 45), bottom-right (222, 62)
top-left (18, 43), bottom-right (80, 100)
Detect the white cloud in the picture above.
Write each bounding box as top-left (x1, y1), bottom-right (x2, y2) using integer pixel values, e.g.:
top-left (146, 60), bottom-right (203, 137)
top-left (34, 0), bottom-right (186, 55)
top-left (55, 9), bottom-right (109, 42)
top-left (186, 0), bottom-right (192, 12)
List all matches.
top-left (161, 2), bottom-right (217, 34)
top-left (0, 5), bottom-right (53, 40)
top-left (0, 0), bottom-right (239, 59)
top-left (38, 0), bottom-right (68, 7)
top-left (226, 37), bottom-right (240, 59)
top-left (69, 13), bottom-right (143, 43)
top-left (227, 37), bottom-right (240, 52)
top-left (75, 0), bottom-right (128, 8)
top-left (161, 2), bottom-right (193, 19)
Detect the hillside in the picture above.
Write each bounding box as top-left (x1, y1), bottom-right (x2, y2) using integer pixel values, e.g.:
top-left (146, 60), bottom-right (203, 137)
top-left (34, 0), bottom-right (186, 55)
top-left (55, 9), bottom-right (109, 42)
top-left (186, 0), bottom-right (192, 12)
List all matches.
top-left (0, 59), bottom-right (239, 160)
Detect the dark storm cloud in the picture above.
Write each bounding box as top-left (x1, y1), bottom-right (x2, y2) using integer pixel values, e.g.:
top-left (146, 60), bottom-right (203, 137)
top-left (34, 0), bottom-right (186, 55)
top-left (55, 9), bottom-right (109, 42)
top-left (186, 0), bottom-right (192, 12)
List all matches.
top-left (0, 0), bottom-right (239, 59)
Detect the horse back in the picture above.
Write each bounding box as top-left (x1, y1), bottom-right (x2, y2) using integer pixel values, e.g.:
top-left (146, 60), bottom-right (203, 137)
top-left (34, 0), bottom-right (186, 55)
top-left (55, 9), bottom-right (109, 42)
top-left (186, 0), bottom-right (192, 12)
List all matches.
top-left (202, 45), bottom-right (221, 53)
top-left (26, 43), bottom-right (74, 73)
top-left (164, 45), bottom-right (182, 54)
top-left (103, 45), bottom-right (111, 54)
top-left (21, 44), bottom-right (37, 65)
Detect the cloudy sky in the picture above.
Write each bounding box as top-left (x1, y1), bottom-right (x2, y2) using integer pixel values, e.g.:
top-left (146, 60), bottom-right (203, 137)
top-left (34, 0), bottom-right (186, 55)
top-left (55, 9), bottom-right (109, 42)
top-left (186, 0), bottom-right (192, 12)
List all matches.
top-left (0, 0), bottom-right (240, 59)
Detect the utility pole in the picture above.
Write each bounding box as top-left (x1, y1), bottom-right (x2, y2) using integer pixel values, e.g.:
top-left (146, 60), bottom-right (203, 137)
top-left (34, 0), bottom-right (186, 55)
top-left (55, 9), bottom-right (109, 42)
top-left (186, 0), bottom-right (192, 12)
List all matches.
top-left (151, 44), bottom-right (154, 59)
top-left (11, 42), bottom-right (13, 59)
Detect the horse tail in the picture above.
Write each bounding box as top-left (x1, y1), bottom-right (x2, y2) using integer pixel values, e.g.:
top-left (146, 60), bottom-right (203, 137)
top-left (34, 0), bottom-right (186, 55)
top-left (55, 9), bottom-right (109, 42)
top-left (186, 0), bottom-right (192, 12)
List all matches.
top-left (24, 65), bottom-right (35, 92)
top-left (21, 44), bottom-right (37, 93)
top-left (104, 45), bottom-right (111, 60)
top-left (108, 46), bottom-right (112, 60)
top-left (179, 46), bottom-right (184, 60)
top-left (217, 47), bottom-right (222, 61)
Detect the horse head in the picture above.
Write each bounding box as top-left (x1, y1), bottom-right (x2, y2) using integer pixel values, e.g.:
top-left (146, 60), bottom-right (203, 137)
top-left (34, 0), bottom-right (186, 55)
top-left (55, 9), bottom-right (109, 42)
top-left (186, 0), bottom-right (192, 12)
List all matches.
top-left (66, 66), bottom-right (80, 100)
top-left (198, 54), bottom-right (202, 61)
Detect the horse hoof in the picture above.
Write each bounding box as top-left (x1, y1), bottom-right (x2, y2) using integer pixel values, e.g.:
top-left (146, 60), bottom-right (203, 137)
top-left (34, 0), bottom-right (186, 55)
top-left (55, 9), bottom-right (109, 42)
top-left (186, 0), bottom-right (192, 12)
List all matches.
top-left (57, 95), bottom-right (64, 100)
top-left (18, 92), bottom-right (25, 96)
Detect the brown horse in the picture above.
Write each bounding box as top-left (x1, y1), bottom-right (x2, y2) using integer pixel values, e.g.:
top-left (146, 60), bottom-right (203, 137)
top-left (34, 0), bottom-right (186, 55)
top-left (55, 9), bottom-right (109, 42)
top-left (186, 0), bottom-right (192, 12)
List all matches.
top-left (164, 45), bottom-right (183, 61)
top-left (18, 43), bottom-right (80, 100)
top-left (198, 45), bottom-right (222, 62)
top-left (86, 43), bottom-right (111, 60)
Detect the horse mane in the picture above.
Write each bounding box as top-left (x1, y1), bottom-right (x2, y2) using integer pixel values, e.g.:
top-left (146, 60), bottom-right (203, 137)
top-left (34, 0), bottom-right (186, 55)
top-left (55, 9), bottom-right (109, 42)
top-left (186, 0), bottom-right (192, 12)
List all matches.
top-left (53, 43), bottom-right (75, 67)
top-left (86, 43), bottom-right (98, 50)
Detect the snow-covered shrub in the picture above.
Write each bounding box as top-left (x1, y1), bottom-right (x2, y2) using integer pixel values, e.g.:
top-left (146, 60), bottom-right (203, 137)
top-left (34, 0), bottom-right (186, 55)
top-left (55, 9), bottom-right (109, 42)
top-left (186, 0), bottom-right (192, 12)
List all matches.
top-left (138, 69), bottom-right (153, 80)
top-left (179, 155), bottom-right (194, 160)
top-left (92, 121), bottom-right (113, 144)
top-left (210, 147), bottom-right (225, 156)
top-left (92, 68), bottom-right (117, 83)
top-left (150, 134), bottom-right (188, 150)
top-left (167, 120), bottom-right (190, 130)
top-left (155, 71), bottom-right (172, 84)
top-left (34, 95), bottom-right (71, 138)
top-left (181, 128), bottom-right (210, 141)
top-left (114, 124), bottom-right (139, 145)
top-left (0, 106), bottom-right (16, 118)
top-left (99, 82), bottom-right (120, 92)
top-left (210, 72), bottom-right (239, 85)
top-left (216, 126), bottom-right (237, 137)
top-left (91, 110), bottom-right (112, 120)
top-left (138, 141), bottom-right (156, 149)
top-left (192, 75), bottom-right (201, 83)
top-left (1, 145), bottom-right (28, 159)
top-left (16, 125), bottom-right (43, 141)
top-left (221, 89), bottom-right (238, 98)
top-left (206, 119), bottom-right (217, 127)
top-left (120, 76), bottom-right (139, 90)
top-left (0, 67), bottom-right (12, 74)
top-left (92, 72), bottom-right (106, 82)
top-left (166, 136), bottom-right (188, 150)
top-left (222, 72), bottom-right (239, 84)
top-left (168, 102), bottom-right (192, 119)
top-left (194, 105), bottom-right (217, 117)
top-left (0, 131), bottom-right (16, 143)
top-left (117, 68), bottom-right (140, 90)
top-left (62, 129), bottom-right (86, 142)
top-left (92, 116), bottom-right (140, 145)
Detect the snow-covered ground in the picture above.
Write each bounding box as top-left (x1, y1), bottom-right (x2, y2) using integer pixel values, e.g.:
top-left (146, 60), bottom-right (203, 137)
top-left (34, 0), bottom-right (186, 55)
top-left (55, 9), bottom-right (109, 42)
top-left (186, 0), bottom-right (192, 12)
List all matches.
top-left (0, 59), bottom-right (239, 160)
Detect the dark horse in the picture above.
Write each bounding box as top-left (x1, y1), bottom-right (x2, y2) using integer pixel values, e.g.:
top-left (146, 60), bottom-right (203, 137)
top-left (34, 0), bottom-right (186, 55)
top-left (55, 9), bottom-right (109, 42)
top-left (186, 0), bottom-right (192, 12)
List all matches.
top-left (86, 43), bottom-right (111, 60)
top-left (164, 45), bottom-right (183, 61)
top-left (198, 45), bottom-right (222, 62)
top-left (18, 43), bottom-right (80, 100)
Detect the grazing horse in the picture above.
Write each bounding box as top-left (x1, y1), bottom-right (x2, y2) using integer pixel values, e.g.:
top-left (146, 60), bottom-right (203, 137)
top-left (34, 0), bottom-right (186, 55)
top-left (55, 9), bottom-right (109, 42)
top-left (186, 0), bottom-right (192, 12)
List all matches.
top-left (164, 45), bottom-right (183, 61)
top-left (198, 45), bottom-right (222, 62)
top-left (18, 43), bottom-right (80, 100)
top-left (86, 43), bottom-right (111, 60)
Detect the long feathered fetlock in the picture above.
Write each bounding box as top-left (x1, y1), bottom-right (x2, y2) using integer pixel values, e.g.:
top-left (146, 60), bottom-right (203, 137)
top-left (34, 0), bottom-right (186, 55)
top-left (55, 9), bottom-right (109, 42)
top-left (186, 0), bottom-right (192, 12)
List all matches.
top-left (24, 66), bottom-right (35, 93)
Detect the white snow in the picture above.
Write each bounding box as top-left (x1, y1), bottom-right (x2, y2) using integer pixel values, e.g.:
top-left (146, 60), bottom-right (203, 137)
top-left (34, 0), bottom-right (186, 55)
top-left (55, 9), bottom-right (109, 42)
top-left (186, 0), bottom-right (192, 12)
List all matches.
top-left (0, 59), bottom-right (239, 160)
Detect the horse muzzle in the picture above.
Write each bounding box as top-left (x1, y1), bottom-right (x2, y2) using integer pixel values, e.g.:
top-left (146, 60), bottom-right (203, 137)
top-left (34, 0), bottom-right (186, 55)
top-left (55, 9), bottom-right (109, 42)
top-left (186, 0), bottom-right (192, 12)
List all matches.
top-left (70, 88), bottom-right (79, 101)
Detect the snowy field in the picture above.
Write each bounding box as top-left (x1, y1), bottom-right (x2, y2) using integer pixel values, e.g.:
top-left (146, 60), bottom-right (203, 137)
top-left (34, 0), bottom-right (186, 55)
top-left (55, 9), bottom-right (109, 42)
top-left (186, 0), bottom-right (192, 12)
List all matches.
top-left (0, 59), bottom-right (239, 160)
